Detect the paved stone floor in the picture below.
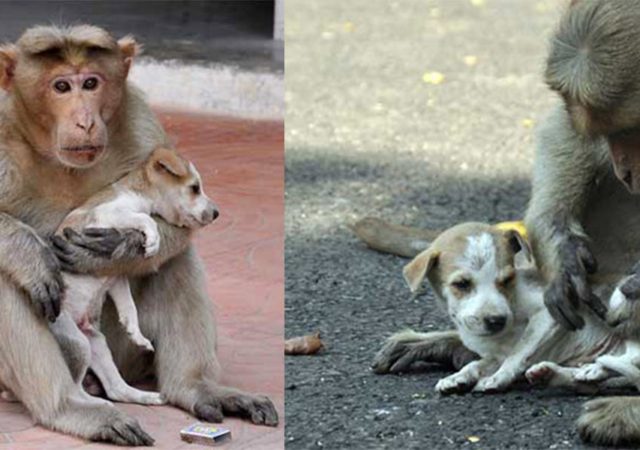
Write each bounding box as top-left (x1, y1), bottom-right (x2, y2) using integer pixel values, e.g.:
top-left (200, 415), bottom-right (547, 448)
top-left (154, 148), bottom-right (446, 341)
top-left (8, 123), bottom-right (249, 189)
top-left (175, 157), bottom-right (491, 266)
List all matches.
top-left (0, 112), bottom-right (284, 449)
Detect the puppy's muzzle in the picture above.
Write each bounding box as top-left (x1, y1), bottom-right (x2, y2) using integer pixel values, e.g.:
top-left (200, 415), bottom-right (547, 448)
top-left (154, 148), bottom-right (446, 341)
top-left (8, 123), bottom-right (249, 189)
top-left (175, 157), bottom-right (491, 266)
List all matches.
top-left (483, 315), bottom-right (507, 333)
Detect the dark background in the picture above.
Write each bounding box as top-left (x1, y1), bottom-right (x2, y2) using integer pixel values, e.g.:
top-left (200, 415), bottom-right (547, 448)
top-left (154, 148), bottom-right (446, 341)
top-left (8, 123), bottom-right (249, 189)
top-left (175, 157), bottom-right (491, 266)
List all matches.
top-left (0, 1), bottom-right (281, 71)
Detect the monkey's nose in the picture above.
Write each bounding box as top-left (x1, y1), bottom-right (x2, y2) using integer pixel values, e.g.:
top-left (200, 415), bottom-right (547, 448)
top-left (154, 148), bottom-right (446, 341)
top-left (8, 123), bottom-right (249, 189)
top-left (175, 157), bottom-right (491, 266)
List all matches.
top-left (483, 315), bottom-right (507, 333)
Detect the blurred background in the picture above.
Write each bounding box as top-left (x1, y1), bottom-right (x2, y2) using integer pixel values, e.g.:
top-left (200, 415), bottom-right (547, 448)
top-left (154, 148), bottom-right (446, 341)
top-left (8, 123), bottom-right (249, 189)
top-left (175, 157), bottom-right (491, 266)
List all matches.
top-left (284, 1), bottom-right (586, 449)
top-left (0, 0), bottom-right (283, 119)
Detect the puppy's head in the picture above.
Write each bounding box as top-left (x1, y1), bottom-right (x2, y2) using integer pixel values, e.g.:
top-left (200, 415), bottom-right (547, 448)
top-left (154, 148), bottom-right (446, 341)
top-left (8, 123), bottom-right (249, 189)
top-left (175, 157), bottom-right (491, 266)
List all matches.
top-left (145, 146), bottom-right (219, 228)
top-left (403, 222), bottom-right (531, 338)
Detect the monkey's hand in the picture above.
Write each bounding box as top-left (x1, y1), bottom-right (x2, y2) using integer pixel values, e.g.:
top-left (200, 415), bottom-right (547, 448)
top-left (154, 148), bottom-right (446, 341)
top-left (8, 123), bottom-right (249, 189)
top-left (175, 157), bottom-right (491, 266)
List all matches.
top-left (0, 213), bottom-right (64, 321)
top-left (544, 235), bottom-right (605, 331)
top-left (618, 261), bottom-right (640, 300)
top-left (52, 221), bottom-right (190, 277)
top-left (51, 228), bottom-right (146, 274)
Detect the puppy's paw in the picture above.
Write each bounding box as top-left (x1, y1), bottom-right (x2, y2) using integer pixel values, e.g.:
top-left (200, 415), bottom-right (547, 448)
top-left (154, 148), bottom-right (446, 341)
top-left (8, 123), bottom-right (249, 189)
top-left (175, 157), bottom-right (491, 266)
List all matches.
top-left (574, 363), bottom-right (608, 382)
top-left (435, 373), bottom-right (476, 395)
top-left (473, 372), bottom-right (513, 393)
top-left (129, 333), bottom-right (154, 352)
top-left (525, 361), bottom-right (559, 385)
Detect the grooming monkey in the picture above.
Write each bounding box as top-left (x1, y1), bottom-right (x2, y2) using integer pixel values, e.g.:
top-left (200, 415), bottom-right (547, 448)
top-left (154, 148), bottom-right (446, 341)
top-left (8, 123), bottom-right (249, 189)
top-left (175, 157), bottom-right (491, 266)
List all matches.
top-left (0, 25), bottom-right (277, 445)
top-left (370, 0), bottom-right (640, 445)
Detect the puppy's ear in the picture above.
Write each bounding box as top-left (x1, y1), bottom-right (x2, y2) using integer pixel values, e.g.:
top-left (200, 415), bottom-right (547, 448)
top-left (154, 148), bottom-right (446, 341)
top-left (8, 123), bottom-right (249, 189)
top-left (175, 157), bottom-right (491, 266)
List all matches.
top-left (148, 147), bottom-right (188, 178)
top-left (504, 229), bottom-right (534, 268)
top-left (403, 249), bottom-right (440, 293)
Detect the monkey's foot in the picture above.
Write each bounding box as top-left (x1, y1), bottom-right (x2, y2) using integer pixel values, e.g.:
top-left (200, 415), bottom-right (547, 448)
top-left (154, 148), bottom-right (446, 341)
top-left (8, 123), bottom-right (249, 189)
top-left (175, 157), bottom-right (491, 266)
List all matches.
top-left (192, 386), bottom-right (279, 427)
top-left (578, 397), bottom-right (640, 446)
top-left (50, 404), bottom-right (154, 446)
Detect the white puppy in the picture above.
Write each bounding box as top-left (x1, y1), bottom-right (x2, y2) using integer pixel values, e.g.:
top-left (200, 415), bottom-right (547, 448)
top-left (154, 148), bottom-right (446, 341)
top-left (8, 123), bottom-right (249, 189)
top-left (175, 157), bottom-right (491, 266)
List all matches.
top-left (403, 222), bottom-right (640, 394)
top-left (50, 146), bottom-right (218, 406)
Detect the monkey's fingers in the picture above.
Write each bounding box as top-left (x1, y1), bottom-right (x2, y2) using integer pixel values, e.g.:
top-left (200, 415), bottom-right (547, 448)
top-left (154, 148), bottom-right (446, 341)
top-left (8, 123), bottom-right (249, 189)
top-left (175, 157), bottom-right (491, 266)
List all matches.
top-left (544, 279), bottom-right (585, 331)
top-left (574, 239), bottom-right (598, 274)
top-left (63, 228), bottom-right (119, 256)
top-left (585, 293), bottom-right (608, 319)
top-left (621, 276), bottom-right (640, 300)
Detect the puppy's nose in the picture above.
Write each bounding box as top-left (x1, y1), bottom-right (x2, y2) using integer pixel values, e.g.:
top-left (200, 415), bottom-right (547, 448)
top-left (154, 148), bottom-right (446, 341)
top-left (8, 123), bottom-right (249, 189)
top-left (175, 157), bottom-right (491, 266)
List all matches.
top-left (483, 315), bottom-right (507, 333)
top-left (201, 205), bottom-right (219, 224)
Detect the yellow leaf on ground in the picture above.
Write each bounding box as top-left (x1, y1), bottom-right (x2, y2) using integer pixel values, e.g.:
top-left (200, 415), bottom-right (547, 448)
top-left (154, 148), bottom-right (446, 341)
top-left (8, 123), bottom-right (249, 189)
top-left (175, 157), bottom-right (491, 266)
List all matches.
top-left (463, 55), bottom-right (478, 66)
top-left (467, 436), bottom-right (481, 443)
top-left (521, 118), bottom-right (535, 128)
top-left (422, 71), bottom-right (445, 85)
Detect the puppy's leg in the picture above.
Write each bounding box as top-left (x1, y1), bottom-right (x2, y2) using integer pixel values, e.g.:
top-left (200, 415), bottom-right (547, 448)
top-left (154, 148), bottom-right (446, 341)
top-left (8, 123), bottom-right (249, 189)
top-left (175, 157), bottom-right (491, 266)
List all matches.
top-left (87, 330), bottom-right (164, 406)
top-left (372, 329), bottom-right (478, 374)
top-left (49, 311), bottom-right (92, 383)
top-left (435, 359), bottom-right (498, 395)
top-left (108, 277), bottom-right (154, 352)
top-left (0, 274), bottom-right (150, 445)
top-left (475, 311), bottom-right (560, 392)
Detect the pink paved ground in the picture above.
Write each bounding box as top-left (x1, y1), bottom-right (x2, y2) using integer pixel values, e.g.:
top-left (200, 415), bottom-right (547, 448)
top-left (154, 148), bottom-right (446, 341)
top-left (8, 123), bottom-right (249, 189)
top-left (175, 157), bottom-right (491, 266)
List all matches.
top-left (0, 111), bottom-right (284, 449)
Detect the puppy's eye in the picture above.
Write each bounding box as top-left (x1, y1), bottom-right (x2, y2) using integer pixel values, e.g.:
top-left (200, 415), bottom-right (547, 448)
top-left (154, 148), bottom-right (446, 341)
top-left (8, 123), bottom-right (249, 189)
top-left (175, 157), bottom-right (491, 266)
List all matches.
top-left (53, 80), bottom-right (71, 93)
top-left (451, 279), bottom-right (472, 291)
top-left (190, 183), bottom-right (201, 195)
top-left (497, 272), bottom-right (516, 287)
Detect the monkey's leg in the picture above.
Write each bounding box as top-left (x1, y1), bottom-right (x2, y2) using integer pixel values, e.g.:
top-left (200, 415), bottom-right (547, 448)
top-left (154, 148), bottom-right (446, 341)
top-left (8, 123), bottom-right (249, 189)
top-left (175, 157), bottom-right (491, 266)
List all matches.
top-left (371, 329), bottom-right (478, 374)
top-left (0, 275), bottom-right (152, 445)
top-left (133, 247), bottom-right (279, 426)
top-left (578, 397), bottom-right (640, 446)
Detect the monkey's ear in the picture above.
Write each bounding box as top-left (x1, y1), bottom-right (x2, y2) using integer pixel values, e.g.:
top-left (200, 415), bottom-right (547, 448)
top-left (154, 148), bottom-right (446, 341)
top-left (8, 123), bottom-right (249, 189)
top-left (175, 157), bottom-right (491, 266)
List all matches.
top-left (117, 36), bottom-right (142, 76)
top-left (403, 249), bottom-right (440, 293)
top-left (149, 147), bottom-right (188, 178)
top-left (0, 44), bottom-right (17, 91)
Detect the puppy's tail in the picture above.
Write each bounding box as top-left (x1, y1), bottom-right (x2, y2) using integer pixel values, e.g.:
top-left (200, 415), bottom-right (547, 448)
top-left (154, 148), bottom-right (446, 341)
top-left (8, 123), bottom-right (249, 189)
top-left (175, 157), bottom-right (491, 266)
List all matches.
top-left (348, 217), bottom-right (441, 258)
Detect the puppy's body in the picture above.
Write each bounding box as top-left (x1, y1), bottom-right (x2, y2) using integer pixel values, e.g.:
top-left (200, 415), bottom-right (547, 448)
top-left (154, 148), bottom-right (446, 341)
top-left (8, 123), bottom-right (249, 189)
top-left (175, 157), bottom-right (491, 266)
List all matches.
top-left (50, 146), bottom-right (217, 406)
top-left (402, 222), bottom-right (640, 394)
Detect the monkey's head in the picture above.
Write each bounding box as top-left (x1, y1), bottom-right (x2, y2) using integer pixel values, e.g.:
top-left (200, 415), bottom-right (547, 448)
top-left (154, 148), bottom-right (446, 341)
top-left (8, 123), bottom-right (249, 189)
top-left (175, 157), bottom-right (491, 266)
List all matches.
top-left (546, 0), bottom-right (640, 193)
top-left (0, 25), bottom-right (139, 169)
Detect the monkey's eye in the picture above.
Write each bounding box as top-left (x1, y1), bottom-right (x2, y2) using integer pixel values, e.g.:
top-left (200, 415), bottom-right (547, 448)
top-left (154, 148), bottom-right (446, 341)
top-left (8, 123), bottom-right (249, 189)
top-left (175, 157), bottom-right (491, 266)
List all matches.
top-left (451, 278), bottom-right (472, 291)
top-left (190, 183), bottom-right (201, 195)
top-left (53, 80), bottom-right (71, 93)
top-left (83, 77), bottom-right (99, 90)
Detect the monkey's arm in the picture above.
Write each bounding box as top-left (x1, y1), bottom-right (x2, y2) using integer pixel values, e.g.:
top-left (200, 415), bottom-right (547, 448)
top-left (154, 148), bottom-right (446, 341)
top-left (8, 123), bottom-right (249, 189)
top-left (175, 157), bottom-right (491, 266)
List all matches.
top-left (52, 219), bottom-right (190, 277)
top-left (524, 104), bottom-right (607, 330)
top-left (0, 212), bottom-right (64, 321)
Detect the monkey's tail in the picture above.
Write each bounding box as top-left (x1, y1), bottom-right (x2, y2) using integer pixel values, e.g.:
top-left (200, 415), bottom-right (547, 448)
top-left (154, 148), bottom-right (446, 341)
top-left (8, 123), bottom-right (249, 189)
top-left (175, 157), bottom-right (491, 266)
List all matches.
top-left (348, 217), bottom-right (441, 258)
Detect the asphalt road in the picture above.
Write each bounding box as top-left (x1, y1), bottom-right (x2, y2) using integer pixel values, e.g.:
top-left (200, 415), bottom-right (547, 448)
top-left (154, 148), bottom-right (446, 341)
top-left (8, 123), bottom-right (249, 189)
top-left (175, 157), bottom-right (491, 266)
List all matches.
top-left (284, 1), bottom-right (626, 448)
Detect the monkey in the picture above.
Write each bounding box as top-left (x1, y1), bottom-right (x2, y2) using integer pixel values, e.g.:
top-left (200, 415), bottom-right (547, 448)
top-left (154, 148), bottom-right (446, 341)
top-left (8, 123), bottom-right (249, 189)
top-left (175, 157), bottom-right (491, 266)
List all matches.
top-left (0, 25), bottom-right (277, 446)
top-left (370, 1), bottom-right (640, 445)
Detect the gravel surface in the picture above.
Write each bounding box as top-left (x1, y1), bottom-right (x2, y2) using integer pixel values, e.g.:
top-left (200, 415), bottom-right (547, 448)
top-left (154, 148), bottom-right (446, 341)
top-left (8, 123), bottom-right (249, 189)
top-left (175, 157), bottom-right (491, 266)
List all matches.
top-left (285, 1), bottom-right (628, 448)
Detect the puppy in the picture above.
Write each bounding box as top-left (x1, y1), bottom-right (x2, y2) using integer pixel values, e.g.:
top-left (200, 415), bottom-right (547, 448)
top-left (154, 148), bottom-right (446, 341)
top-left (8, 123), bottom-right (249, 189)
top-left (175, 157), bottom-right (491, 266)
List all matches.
top-left (49, 146), bottom-right (218, 406)
top-left (403, 222), bottom-right (640, 394)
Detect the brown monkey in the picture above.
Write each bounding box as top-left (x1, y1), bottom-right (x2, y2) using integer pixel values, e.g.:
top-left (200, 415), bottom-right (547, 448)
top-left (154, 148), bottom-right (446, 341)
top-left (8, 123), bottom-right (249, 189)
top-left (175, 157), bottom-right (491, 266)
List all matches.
top-left (0, 25), bottom-right (277, 446)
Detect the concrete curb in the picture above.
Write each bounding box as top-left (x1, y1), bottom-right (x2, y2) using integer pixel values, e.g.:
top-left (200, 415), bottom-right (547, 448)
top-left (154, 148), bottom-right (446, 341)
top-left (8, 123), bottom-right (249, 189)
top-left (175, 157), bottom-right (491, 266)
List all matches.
top-left (131, 58), bottom-right (283, 120)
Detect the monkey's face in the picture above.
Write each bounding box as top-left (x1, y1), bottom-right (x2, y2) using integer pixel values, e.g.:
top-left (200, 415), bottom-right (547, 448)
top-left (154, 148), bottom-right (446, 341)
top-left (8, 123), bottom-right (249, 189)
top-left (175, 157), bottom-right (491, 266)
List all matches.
top-left (607, 128), bottom-right (640, 194)
top-left (14, 57), bottom-right (127, 169)
top-left (0, 25), bottom-right (138, 170)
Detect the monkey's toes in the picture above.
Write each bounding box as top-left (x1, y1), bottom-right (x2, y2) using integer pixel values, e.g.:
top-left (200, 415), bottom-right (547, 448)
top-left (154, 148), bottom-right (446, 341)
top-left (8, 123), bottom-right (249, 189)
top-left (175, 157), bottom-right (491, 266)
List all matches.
top-left (194, 399), bottom-right (224, 423)
top-left (94, 413), bottom-right (154, 446)
top-left (220, 393), bottom-right (279, 427)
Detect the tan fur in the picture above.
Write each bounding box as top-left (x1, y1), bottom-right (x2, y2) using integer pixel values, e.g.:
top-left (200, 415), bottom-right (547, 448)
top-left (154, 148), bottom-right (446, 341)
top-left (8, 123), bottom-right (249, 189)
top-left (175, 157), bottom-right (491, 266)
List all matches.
top-left (0, 25), bottom-right (277, 445)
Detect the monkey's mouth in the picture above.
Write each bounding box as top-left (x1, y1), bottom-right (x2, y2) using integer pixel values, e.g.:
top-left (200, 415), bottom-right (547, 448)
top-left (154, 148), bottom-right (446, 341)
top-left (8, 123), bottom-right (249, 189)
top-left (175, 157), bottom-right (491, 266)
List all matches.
top-left (62, 145), bottom-right (104, 154)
